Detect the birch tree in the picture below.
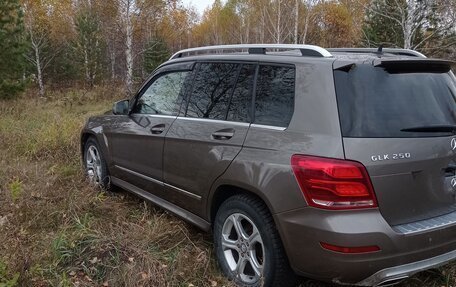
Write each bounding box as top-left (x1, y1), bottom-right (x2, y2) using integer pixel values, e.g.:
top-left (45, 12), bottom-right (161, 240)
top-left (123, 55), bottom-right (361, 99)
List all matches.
top-left (74, 2), bottom-right (104, 88)
top-left (98, 1), bottom-right (120, 81)
top-left (117, 0), bottom-right (165, 94)
top-left (294, 0), bottom-right (299, 44)
top-left (219, 0), bottom-right (249, 44)
top-left (234, 0), bottom-right (252, 44)
top-left (23, 1), bottom-right (52, 97)
top-left (118, 0), bottom-right (136, 95)
top-left (300, 0), bottom-right (322, 44)
top-left (364, 0), bottom-right (455, 50)
top-left (264, 0), bottom-right (294, 44)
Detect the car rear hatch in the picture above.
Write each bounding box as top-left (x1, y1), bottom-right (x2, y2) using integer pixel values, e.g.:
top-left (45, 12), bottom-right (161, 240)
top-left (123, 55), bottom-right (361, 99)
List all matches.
top-left (334, 59), bottom-right (456, 226)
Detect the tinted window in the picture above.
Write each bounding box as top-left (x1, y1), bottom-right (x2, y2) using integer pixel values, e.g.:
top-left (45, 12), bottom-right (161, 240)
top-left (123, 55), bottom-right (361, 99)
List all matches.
top-left (254, 65), bottom-right (295, 127)
top-left (335, 65), bottom-right (456, 137)
top-left (227, 64), bottom-right (255, 122)
top-left (133, 71), bottom-right (189, 115)
top-left (186, 63), bottom-right (239, 120)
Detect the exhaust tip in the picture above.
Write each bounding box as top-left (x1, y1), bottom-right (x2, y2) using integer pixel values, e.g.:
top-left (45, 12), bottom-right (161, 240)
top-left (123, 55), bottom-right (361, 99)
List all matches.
top-left (377, 276), bottom-right (409, 286)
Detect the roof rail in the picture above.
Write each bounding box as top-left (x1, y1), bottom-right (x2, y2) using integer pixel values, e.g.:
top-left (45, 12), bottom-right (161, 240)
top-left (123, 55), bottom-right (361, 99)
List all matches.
top-left (169, 44), bottom-right (333, 60)
top-left (327, 48), bottom-right (426, 58)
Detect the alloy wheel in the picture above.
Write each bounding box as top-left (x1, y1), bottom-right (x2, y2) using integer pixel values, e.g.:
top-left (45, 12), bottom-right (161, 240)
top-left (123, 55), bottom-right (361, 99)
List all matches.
top-left (86, 145), bottom-right (102, 185)
top-left (221, 213), bottom-right (265, 284)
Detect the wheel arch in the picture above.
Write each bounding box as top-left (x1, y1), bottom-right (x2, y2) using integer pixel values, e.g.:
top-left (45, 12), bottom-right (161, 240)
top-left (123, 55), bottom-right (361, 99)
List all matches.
top-left (80, 131), bottom-right (98, 160)
top-left (208, 181), bottom-right (275, 226)
top-left (80, 130), bottom-right (111, 167)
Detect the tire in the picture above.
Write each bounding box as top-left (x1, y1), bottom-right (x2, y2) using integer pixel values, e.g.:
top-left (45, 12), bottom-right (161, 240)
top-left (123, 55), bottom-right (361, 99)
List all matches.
top-left (83, 137), bottom-right (111, 190)
top-left (213, 194), bottom-right (296, 287)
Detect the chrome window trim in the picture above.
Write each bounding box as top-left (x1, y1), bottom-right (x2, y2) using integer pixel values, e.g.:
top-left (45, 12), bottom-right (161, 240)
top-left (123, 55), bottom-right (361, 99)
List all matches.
top-left (176, 116), bottom-right (251, 127)
top-left (115, 165), bottom-right (202, 200)
top-left (250, 124), bottom-right (286, 131)
top-left (130, 114), bottom-right (177, 119)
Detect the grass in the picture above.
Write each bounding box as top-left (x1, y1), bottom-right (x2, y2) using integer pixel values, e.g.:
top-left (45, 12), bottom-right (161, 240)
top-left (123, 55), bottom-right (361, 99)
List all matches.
top-left (0, 87), bottom-right (454, 287)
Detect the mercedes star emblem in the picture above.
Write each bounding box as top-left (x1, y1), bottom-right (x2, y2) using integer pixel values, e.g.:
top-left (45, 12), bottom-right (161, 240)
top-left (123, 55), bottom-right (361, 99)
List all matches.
top-left (451, 178), bottom-right (456, 188)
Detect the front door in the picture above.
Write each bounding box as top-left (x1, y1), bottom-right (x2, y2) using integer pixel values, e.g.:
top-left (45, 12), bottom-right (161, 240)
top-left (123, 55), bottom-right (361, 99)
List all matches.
top-left (107, 64), bottom-right (193, 195)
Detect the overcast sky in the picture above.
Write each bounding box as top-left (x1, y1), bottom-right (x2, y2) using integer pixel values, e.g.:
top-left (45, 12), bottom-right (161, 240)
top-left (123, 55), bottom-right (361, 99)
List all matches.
top-left (181, 0), bottom-right (215, 14)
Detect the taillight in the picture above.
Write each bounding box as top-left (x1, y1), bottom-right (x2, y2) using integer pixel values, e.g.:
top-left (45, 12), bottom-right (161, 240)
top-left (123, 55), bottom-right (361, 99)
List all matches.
top-left (291, 155), bottom-right (377, 210)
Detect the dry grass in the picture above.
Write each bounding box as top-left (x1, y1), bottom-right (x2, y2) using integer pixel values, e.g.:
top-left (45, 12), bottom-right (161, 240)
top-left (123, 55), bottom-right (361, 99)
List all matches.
top-left (0, 88), bottom-right (454, 287)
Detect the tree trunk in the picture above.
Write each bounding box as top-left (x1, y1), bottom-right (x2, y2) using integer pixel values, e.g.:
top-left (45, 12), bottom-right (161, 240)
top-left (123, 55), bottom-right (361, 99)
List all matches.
top-left (246, 3), bottom-right (250, 44)
top-left (214, 14), bottom-right (219, 44)
top-left (403, 1), bottom-right (415, 49)
top-left (125, 2), bottom-right (133, 95)
top-left (91, 39), bottom-right (99, 88)
top-left (294, 0), bottom-right (299, 44)
top-left (33, 41), bottom-right (45, 97)
top-left (187, 30), bottom-right (191, 50)
top-left (302, 6), bottom-right (310, 44)
top-left (276, 0), bottom-right (281, 44)
top-left (84, 43), bottom-right (90, 85)
top-left (110, 49), bottom-right (116, 80)
top-left (260, 8), bottom-right (265, 43)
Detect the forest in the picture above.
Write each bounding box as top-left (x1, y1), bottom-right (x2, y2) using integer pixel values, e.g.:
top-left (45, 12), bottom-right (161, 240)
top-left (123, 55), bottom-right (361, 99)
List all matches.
top-left (0, 0), bottom-right (455, 99)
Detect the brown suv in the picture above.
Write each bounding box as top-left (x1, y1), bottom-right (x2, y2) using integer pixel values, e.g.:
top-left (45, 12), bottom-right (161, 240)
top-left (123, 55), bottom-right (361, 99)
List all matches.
top-left (81, 44), bottom-right (456, 286)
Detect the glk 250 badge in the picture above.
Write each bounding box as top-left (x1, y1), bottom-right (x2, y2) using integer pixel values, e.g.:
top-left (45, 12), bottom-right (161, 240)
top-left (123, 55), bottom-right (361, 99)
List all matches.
top-left (371, 153), bottom-right (411, 162)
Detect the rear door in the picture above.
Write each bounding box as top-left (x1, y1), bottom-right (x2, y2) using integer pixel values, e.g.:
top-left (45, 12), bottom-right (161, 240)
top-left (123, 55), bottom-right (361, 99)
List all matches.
top-left (107, 63), bottom-right (193, 194)
top-left (334, 61), bottom-right (456, 226)
top-left (163, 62), bottom-right (256, 216)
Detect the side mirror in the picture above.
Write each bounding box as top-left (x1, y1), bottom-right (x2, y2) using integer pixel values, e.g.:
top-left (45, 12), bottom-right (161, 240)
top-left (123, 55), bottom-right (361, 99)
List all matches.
top-left (113, 100), bottom-right (129, 115)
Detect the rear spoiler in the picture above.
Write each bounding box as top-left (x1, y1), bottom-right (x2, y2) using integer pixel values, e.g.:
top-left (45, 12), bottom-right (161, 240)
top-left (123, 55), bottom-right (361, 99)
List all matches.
top-left (373, 59), bottom-right (455, 73)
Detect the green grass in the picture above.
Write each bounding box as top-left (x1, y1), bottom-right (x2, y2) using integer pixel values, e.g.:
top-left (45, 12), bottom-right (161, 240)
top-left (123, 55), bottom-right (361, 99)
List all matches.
top-left (0, 260), bottom-right (19, 287)
top-left (7, 179), bottom-right (22, 201)
top-left (0, 87), bottom-right (454, 286)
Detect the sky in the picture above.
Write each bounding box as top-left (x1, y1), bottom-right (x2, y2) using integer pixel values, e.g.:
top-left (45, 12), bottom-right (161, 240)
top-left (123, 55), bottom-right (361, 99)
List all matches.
top-left (181, 0), bottom-right (215, 14)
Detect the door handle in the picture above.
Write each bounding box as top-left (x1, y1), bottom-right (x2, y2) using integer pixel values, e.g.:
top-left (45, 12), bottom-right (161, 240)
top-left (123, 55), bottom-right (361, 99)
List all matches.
top-left (212, 128), bottom-right (235, 140)
top-left (151, 124), bottom-right (166, 134)
top-left (444, 163), bottom-right (456, 176)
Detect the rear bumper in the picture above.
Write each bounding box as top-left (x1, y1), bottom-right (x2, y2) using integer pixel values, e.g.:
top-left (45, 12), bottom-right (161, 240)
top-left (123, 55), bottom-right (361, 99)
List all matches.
top-left (274, 207), bottom-right (456, 285)
top-left (356, 249), bottom-right (456, 286)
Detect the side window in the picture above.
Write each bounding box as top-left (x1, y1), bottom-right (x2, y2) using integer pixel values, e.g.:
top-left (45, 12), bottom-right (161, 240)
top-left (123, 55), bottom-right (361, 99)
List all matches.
top-left (132, 71), bottom-right (190, 115)
top-left (254, 65), bottom-right (295, 127)
top-left (226, 64), bottom-right (255, 122)
top-left (186, 63), bottom-right (239, 120)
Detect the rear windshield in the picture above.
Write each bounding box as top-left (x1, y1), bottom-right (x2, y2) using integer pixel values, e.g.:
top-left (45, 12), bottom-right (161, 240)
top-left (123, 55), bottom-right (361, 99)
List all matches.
top-left (334, 65), bottom-right (456, 137)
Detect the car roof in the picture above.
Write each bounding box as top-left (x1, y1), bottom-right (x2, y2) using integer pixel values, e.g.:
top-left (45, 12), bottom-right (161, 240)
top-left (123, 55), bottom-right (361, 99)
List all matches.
top-left (162, 45), bottom-right (431, 69)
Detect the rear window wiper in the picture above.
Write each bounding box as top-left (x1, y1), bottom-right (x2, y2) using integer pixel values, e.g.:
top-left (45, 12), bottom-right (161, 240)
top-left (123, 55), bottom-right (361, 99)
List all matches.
top-left (400, 125), bottom-right (456, 134)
